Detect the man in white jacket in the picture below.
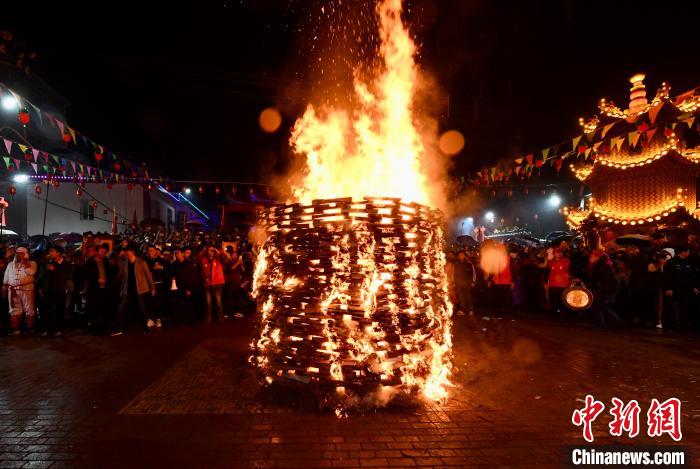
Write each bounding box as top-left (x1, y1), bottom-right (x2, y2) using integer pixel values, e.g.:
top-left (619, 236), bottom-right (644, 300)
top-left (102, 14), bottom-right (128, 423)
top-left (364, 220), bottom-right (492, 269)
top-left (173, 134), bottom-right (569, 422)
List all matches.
top-left (3, 247), bottom-right (37, 335)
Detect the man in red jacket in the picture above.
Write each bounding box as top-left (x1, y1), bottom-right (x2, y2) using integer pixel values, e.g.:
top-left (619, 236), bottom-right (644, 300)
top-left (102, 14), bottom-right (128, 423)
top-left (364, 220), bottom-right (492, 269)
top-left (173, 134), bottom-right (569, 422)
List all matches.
top-left (201, 246), bottom-right (225, 322)
top-left (546, 248), bottom-right (571, 319)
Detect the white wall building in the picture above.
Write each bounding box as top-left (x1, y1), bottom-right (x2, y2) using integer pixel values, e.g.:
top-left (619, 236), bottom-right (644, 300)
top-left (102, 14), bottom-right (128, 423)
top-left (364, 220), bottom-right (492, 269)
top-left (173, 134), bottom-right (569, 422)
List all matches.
top-left (0, 178), bottom-right (180, 237)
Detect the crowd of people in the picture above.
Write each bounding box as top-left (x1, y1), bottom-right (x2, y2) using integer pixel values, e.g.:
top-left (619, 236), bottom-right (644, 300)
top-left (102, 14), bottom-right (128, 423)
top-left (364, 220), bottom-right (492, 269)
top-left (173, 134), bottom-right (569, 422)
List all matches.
top-left (3, 226), bottom-right (700, 338)
top-left (447, 239), bottom-right (700, 333)
top-left (0, 228), bottom-right (257, 337)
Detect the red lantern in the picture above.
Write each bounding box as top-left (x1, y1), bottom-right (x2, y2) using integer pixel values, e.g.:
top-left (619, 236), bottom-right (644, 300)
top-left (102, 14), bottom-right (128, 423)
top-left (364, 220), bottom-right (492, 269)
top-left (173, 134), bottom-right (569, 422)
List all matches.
top-left (62, 132), bottom-right (71, 143)
top-left (106, 181), bottom-right (113, 190)
top-left (113, 162), bottom-right (121, 171)
top-left (35, 185), bottom-right (42, 195)
top-left (18, 109), bottom-right (30, 126)
top-left (94, 152), bottom-right (103, 162)
top-left (146, 183), bottom-right (153, 191)
top-left (215, 186), bottom-right (221, 195)
top-left (91, 201), bottom-right (98, 209)
top-left (8, 186), bottom-right (16, 196)
top-left (76, 188), bottom-right (82, 198)
top-left (199, 186), bottom-right (205, 194)
top-left (231, 186), bottom-right (237, 195)
top-left (127, 183), bottom-right (133, 191)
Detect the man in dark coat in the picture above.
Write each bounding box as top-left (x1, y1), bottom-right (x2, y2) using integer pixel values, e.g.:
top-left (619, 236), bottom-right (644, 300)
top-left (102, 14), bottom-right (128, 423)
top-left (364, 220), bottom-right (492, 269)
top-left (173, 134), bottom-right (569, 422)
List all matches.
top-left (40, 246), bottom-right (73, 337)
top-left (171, 248), bottom-right (201, 324)
top-left (588, 250), bottom-right (623, 329)
top-left (453, 251), bottom-right (476, 316)
top-left (83, 243), bottom-right (114, 334)
top-left (663, 244), bottom-right (700, 331)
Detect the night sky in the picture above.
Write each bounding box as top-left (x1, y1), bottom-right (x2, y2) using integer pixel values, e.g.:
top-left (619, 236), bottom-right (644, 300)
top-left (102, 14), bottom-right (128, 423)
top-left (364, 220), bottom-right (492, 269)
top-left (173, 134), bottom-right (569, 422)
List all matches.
top-left (2, 0), bottom-right (699, 185)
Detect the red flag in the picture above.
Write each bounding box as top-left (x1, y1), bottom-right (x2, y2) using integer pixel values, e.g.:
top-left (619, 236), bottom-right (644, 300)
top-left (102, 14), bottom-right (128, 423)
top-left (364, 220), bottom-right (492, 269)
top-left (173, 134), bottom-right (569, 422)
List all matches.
top-left (555, 158), bottom-right (563, 173)
top-left (525, 154), bottom-right (534, 165)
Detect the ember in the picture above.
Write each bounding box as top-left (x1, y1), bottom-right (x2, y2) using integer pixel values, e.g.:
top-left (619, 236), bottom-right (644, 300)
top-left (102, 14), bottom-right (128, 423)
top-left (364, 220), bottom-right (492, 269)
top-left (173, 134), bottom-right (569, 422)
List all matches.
top-left (252, 197), bottom-right (452, 405)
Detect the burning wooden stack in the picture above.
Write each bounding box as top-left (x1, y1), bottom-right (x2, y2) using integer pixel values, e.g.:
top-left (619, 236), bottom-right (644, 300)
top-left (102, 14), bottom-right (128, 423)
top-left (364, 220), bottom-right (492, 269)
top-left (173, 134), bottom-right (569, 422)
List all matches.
top-left (252, 197), bottom-right (452, 404)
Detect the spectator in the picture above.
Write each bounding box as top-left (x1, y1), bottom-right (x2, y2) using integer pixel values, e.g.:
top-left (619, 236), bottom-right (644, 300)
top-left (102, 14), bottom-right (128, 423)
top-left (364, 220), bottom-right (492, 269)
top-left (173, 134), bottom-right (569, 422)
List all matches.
top-left (84, 243), bottom-right (114, 334)
top-left (546, 248), bottom-right (571, 319)
top-left (201, 246), bottom-right (225, 322)
top-left (663, 244), bottom-right (699, 331)
top-left (224, 245), bottom-right (247, 318)
top-left (452, 251), bottom-right (475, 316)
top-left (116, 245), bottom-right (155, 335)
top-left (40, 246), bottom-right (73, 337)
top-left (3, 247), bottom-right (38, 335)
top-left (588, 250), bottom-right (624, 329)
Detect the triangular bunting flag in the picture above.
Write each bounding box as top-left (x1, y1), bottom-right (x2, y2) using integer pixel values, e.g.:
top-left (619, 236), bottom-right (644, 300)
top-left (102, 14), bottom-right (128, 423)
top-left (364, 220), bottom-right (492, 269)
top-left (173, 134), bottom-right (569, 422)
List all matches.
top-left (572, 135), bottom-right (582, 151)
top-left (2, 157), bottom-right (9, 168)
top-left (514, 165), bottom-right (521, 175)
top-left (685, 117), bottom-right (696, 129)
top-left (514, 157), bottom-right (523, 165)
top-left (555, 158), bottom-right (563, 173)
top-left (601, 123), bottom-right (615, 138)
top-left (31, 163), bottom-right (38, 174)
top-left (593, 142), bottom-right (603, 151)
top-left (17, 144), bottom-right (28, 153)
top-left (648, 103), bottom-right (663, 124)
top-left (584, 148), bottom-right (592, 160)
top-left (56, 119), bottom-right (64, 136)
top-left (51, 155), bottom-right (60, 165)
top-left (525, 154), bottom-right (533, 165)
top-left (70, 161), bottom-right (77, 173)
top-left (68, 127), bottom-right (77, 144)
top-left (3, 139), bottom-right (13, 155)
top-left (32, 149), bottom-right (39, 162)
top-left (646, 128), bottom-right (657, 143)
top-left (29, 103), bottom-right (43, 126)
top-left (12, 158), bottom-right (21, 170)
top-left (628, 131), bottom-right (641, 148)
top-left (542, 148), bottom-right (550, 160)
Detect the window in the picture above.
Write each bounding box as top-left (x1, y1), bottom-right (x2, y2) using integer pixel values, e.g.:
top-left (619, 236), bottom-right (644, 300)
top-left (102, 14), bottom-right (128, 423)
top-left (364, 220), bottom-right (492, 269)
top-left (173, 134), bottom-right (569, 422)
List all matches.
top-left (80, 200), bottom-right (95, 220)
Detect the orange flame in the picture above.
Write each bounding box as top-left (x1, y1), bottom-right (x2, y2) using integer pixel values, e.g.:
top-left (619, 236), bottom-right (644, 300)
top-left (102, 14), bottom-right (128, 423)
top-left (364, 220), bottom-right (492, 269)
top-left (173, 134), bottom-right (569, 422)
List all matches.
top-left (290, 0), bottom-right (437, 207)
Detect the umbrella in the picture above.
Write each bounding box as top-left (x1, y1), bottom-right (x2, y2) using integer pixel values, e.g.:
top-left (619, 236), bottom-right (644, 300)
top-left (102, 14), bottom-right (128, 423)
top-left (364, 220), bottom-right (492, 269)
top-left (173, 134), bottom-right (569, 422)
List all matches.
top-left (185, 217), bottom-right (206, 226)
top-left (455, 235), bottom-right (477, 247)
top-left (615, 234), bottom-right (652, 246)
top-left (50, 232), bottom-right (83, 244)
top-left (140, 217), bottom-right (166, 228)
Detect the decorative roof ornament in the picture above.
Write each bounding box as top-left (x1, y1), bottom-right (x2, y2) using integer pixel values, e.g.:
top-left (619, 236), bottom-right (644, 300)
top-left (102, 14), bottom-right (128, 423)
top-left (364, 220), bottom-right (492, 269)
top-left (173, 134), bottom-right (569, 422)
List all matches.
top-left (578, 116), bottom-right (599, 134)
top-left (629, 73), bottom-right (648, 114)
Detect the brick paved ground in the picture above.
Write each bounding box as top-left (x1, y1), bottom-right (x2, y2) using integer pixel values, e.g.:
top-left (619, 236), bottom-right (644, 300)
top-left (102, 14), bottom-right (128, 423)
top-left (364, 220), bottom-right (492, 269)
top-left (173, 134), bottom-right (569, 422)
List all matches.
top-left (1, 316), bottom-right (698, 468)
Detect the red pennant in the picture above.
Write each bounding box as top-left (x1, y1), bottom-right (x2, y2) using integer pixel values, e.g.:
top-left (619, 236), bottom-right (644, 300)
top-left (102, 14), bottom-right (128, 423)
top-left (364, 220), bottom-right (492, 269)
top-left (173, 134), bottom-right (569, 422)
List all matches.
top-left (525, 154), bottom-right (533, 165)
top-left (555, 158), bottom-right (563, 173)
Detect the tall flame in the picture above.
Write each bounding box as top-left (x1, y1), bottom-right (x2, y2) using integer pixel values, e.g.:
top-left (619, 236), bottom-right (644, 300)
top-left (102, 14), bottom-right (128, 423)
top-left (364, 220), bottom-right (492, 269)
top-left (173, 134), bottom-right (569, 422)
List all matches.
top-left (291, 0), bottom-right (435, 206)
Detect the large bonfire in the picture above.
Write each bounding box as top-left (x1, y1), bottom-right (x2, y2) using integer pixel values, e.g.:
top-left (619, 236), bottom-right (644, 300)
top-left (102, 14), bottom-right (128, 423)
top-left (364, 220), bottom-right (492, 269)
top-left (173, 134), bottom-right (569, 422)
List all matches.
top-left (251, 0), bottom-right (453, 410)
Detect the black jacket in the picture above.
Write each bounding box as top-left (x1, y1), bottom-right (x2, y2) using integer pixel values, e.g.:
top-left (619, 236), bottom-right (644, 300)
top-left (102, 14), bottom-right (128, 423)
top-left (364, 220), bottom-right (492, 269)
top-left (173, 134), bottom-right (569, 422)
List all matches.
top-left (44, 260), bottom-right (73, 296)
top-left (172, 259), bottom-right (201, 292)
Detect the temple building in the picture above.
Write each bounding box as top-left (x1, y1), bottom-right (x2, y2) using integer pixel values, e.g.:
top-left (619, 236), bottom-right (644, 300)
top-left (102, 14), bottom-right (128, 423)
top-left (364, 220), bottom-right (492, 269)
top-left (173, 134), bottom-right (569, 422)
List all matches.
top-left (563, 74), bottom-right (700, 236)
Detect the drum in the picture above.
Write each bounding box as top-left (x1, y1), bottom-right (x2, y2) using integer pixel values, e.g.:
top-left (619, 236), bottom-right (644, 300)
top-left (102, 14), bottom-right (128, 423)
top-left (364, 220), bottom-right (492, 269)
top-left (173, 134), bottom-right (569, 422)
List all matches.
top-left (562, 280), bottom-right (594, 311)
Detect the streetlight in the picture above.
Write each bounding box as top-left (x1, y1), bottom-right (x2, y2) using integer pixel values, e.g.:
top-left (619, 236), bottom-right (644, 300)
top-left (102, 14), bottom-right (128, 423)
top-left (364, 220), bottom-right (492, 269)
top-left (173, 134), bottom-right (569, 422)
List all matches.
top-left (12, 174), bottom-right (29, 184)
top-left (1, 95), bottom-right (17, 111)
top-left (184, 187), bottom-right (191, 195)
top-left (485, 211), bottom-right (495, 222)
top-left (548, 194), bottom-right (561, 208)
